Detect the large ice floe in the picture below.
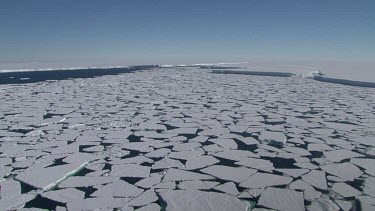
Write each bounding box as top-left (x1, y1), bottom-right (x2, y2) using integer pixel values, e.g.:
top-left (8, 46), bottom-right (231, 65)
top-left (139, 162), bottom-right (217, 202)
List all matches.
top-left (0, 66), bottom-right (375, 210)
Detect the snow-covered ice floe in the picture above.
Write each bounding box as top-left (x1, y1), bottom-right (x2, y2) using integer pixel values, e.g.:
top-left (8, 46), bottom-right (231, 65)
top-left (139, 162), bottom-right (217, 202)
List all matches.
top-left (0, 66), bottom-right (374, 210)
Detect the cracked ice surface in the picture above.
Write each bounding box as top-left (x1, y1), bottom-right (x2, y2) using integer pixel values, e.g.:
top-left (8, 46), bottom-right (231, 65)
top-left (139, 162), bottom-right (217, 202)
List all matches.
top-left (0, 67), bottom-right (375, 210)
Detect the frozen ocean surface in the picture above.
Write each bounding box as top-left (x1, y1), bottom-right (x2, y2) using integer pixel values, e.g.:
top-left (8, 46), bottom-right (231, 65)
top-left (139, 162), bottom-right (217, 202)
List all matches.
top-left (1, 62), bottom-right (374, 87)
top-left (0, 66), bottom-right (375, 210)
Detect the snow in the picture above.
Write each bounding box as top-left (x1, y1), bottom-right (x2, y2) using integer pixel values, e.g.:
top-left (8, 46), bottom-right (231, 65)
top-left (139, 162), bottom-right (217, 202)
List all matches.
top-left (289, 179), bottom-right (314, 190)
top-left (67, 196), bottom-right (131, 210)
top-left (235, 157), bottom-right (274, 172)
top-left (201, 165), bottom-right (257, 183)
top-left (214, 182), bottom-right (240, 196)
top-left (351, 158), bottom-right (375, 176)
top-left (259, 131), bottom-right (287, 146)
top-left (178, 180), bottom-right (220, 190)
top-left (135, 203), bottom-right (160, 211)
top-left (16, 161), bottom-right (89, 190)
top-left (184, 155), bottom-right (220, 170)
top-left (163, 168), bottom-right (215, 181)
top-left (308, 198), bottom-right (340, 211)
top-left (331, 183), bottom-right (361, 198)
top-left (168, 149), bottom-right (205, 160)
top-left (59, 176), bottom-right (118, 188)
top-left (209, 138), bottom-right (238, 149)
top-left (0, 180), bottom-right (21, 199)
top-left (152, 157), bottom-right (184, 169)
top-left (128, 189), bottom-right (158, 207)
top-left (320, 163), bottom-right (363, 181)
top-left (41, 188), bottom-right (85, 203)
top-left (301, 170), bottom-right (328, 190)
top-left (110, 164), bottom-right (151, 178)
top-left (214, 150), bottom-right (259, 161)
top-left (257, 187), bottom-right (304, 211)
top-left (276, 168), bottom-right (310, 178)
top-left (352, 136), bottom-right (375, 147)
top-left (91, 180), bottom-right (143, 197)
top-left (239, 173), bottom-right (293, 189)
top-left (159, 190), bottom-right (248, 211)
top-left (323, 149), bottom-right (363, 162)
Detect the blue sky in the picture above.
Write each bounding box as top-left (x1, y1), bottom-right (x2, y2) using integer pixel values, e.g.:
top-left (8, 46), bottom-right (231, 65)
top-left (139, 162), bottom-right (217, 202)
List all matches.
top-left (0, 0), bottom-right (374, 69)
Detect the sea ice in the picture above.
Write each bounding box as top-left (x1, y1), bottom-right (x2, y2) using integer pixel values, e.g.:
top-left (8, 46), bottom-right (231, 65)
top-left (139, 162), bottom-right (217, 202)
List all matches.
top-left (307, 198), bottom-right (340, 211)
top-left (59, 176), bottom-right (118, 188)
top-left (153, 181), bottom-right (176, 189)
top-left (209, 138), bottom-right (238, 149)
top-left (301, 170), bottom-right (328, 190)
top-left (91, 180), bottom-right (144, 197)
top-left (320, 163), bottom-right (363, 181)
top-left (135, 203), bottom-right (160, 211)
top-left (41, 188), bottom-right (85, 203)
top-left (128, 189), bottom-right (158, 207)
top-left (289, 179), bottom-right (314, 190)
top-left (178, 180), bottom-right (220, 190)
top-left (0, 179), bottom-right (21, 199)
top-left (214, 150), bottom-right (259, 161)
top-left (259, 131), bottom-right (287, 146)
top-left (168, 149), bottom-right (205, 160)
top-left (67, 196), bottom-right (130, 210)
top-left (145, 148), bottom-right (171, 158)
top-left (323, 149), bottom-right (363, 162)
top-left (235, 158), bottom-right (274, 172)
top-left (352, 136), bottom-right (375, 147)
top-left (257, 187), bottom-right (304, 211)
top-left (184, 155), bottom-right (220, 170)
top-left (163, 168), bottom-right (215, 181)
top-left (159, 190), bottom-right (248, 211)
top-left (16, 161), bottom-right (88, 190)
top-left (214, 182), bottom-right (239, 196)
top-left (201, 165), bottom-right (257, 183)
top-left (275, 168), bottom-right (310, 178)
top-left (239, 173), bottom-right (293, 189)
top-left (152, 157), bottom-right (184, 169)
top-left (331, 183), bottom-right (361, 198)
top-left (110, 164), bottom-right (150, 178)
top-left (134, 175), bottom-right (162, 189)
top-left (164, 127), bottom-right (198, 135)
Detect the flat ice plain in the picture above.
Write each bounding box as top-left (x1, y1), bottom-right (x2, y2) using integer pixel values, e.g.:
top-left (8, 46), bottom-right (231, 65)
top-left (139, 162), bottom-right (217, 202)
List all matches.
top-left (0, 66), bottom-right (375, 210)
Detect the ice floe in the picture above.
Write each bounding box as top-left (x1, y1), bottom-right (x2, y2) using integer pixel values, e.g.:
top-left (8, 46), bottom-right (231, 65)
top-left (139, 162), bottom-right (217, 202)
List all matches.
top-left (239, 173), bottom-right (293, 189)
top-left (201, 165), bottom-right (257, 183)
top-left (160, 190), bottom-right (248, 211)
top-left (257, 187), bottom-right (304, 211)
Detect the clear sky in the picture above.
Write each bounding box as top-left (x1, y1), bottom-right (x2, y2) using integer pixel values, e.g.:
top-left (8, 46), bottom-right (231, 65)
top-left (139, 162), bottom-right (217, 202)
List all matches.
top-left (0, 0), bottom-right (374, 70)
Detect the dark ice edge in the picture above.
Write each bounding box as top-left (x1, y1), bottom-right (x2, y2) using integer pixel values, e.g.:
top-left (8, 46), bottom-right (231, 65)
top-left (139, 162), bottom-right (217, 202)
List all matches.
top-left (313, 75), bottom-right (375, 88)
top-left (211, 69), bottom-right (295, 77)
top-left (212, 69), bottom-right (375, 88)
top-left (0, 65), bottom-right (159, 85)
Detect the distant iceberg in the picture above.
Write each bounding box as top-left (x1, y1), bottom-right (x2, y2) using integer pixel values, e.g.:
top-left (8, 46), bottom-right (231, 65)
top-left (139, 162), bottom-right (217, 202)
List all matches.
top-left (212, 69), bottom-right (295, 77)
top-left (313, 75), bottom-right (375, 88)
top-left (211, 69), bottom-right (375, 88)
